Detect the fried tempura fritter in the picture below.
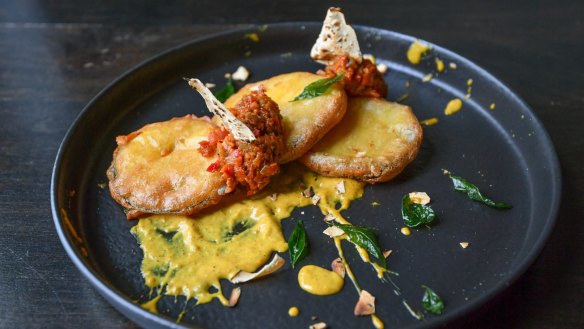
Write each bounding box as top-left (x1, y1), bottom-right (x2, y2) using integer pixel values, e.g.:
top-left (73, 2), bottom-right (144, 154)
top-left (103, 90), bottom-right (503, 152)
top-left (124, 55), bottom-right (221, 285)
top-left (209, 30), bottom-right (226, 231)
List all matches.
top-left (299, 97), bottom-right (422, 183)
top-left (107, 115), bottom-right (226, 219)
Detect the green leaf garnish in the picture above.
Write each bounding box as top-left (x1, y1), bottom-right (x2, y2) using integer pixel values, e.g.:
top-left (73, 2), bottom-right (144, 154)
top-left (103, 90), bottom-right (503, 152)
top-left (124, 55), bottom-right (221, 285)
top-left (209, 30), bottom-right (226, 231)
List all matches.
top-left (288, 220), bottom-right (309, 268)
top-left (214, 79), bottom-right (235, 103)
top-left (421, 285), bottom-right (445, 315)
top-left (291, 74), bottom-right (344, 102)
top-left (448, 174), bottom-right (513, 209)
top-left (334, 223), bottom-right (386, 269)
top-left (402, 194), bottom-right (436, 228)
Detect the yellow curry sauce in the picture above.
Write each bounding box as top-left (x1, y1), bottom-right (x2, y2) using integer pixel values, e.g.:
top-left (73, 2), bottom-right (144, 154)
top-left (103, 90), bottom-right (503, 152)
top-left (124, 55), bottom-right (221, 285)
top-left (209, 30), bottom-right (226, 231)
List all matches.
top-left (132, 164), bottom-right (386, 328)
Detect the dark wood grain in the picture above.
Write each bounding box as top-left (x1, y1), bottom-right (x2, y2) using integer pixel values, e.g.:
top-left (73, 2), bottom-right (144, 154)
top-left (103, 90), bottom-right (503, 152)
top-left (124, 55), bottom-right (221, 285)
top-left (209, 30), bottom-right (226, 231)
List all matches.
top-left (1, 1), bottom-right (582, 328)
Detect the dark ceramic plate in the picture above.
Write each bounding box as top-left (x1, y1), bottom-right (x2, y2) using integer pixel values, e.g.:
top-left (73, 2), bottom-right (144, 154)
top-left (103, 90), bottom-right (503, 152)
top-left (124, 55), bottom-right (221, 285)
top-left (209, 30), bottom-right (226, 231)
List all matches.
top-left (51, 23), bottom-right (560, 329)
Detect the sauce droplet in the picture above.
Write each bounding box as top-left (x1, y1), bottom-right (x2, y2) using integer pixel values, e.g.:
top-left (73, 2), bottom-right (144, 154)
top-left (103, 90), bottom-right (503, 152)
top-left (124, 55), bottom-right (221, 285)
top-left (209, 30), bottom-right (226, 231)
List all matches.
top-left (288, 306), bottom-right (300, 317)
top-left (400, 227), bottom-right (411, 236)
top-left (407, 40), bottom-right (431, 65)
top-left (444, 98), bottom-right (463, 116)
top-left (298, 265), bottom-right (344, 295)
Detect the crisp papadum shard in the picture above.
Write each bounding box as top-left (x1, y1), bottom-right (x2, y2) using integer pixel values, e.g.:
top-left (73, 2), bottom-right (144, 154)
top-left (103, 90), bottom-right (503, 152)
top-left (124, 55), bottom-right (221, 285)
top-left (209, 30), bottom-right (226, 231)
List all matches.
top-left (107, 115), bottom-right (226, 219)
top-left (300, 97), bottom-right (423, 183)
top-left (225, 72), bottom-right (347, 163)
top-left (311, 7), bottom-right (362, 65)
top-left (230, 253), bottom-right (285, 284)
top-left (186, 78), bottom-right (256, 142)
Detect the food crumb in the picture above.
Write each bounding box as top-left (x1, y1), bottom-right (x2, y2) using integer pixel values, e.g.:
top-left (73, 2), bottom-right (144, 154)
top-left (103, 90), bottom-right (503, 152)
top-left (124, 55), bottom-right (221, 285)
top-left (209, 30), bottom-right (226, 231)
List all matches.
top-left (422, 73), bottom-right (433, 82)
top-left (309, 322), bottom-right (327, 329)
top-left (408, 192), bottom-right (430, 205)
top-left (490, 103), bottom-right (496, 110)
top-left (371, 201), bottom-right (381, 206)
top-left (204, 82), bottom-right (216, 89)
top-left (376, 63), bottom-right (388, 74)
top-left (363, 53), bottom-right (376, 63)
top-left (97, 182), bottom-right (107, 189)
top-left (311, 315), bottom-right (318, 321)
top-left (420, 117), bottom-right (439, 126)
top-left (401, 227), bottom-right (411, 236)
top-left (460, 242), bottom-right (470, 249)
top-left (336, 180), bottom-right (346, 194)
top-left (232, 66), bottom-right (250, 81)
top-left (288, 306), bottom-right (300, 317)
top-left (244, 50), bottom-right (252, 57)
top-left (383, 250), bottom-right (392, 259)
top-left (449, 62), bottom-right (457, 69)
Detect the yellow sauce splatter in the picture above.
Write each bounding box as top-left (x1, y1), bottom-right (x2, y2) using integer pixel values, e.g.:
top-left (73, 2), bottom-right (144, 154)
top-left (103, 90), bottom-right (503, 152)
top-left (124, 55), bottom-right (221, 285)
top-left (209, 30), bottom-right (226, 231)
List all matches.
top-left (133, 164), bottom-right (364, 309)
top-left (298, 265), bottom-right (344, 295)
top-left (490, 103), bottom-right (496, 110)
top-left (444, 98), bottom-right (463, 116)
top-left (407, 40), bottom-right (431, 64)
top-left (245, 33), bottom-right (260, 42)
top-left (420, 117), bottom-right (439, 126)
top-left (400, 227), bottom-right (411, 236)
top-left (435, 58), bottom-right (445, 72)
top-left (288, 306), bottom-right (300, 317)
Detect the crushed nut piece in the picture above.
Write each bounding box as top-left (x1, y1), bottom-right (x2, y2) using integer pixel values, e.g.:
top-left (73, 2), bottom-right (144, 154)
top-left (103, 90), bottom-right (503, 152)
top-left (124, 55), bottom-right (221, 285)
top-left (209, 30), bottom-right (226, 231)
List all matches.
top-left (422, 73), bottom-right (433, 82)
top-left (354, 290), bottom-right (376, 316)
top-left (376, 63), bottom-right (388, 74)
top-left (204, 82), bottom-right (216, 89)
top-left (460, 242), bottom-right (469, 249)
top-left (232, 66), bottom-right (250, 81)
top-left (269, 193), bottom-right (278, 201)
top-left (383, 250), bottom-right (392, 259)
top-left (302, 186), bottom-right (315, 198)
top-left (224, 72), bottom-right (231, 79)
top-left (228, 287), bottom-right (241, 307)
top-left (337, 180), bottom-right (346, 194)
top-left (309, 322), bottom-right (327, 329)
top-left (323, 226), bottom-right (345, 238)
top-left (441, 168), bottom-right (451, 175)
top-left (449, 62), bottom-right (457, 69)
top-left (311, 315), bottom-right (318, 321)
top-left (323, 213), bottom-right (337, 222)
top-left (311, 194), bottom-right (321, 205)
top-left (408, 192), bottom-right (430, 205)
top-left (331, 258), bottom-right (345, 278)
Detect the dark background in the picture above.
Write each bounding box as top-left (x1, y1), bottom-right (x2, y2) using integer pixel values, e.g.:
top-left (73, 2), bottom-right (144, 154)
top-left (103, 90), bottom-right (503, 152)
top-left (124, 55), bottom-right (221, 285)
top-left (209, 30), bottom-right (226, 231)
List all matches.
top-left (1, 0), bottom-right (583, 328)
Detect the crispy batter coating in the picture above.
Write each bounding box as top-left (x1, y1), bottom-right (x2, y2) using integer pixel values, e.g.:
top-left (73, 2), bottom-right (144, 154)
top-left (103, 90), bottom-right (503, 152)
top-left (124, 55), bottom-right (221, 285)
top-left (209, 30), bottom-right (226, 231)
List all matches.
top-left (107, 115), bottom-right (226, 219)
top-left (299, 97), bottom-right (423, 183)
top-left (224, 72), bottom-right (348, 163)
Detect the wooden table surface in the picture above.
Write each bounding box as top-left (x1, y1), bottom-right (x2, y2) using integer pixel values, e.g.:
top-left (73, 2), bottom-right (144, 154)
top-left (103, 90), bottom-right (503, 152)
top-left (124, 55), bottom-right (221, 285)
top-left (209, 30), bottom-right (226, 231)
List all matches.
top-left (1, 1), bottom-right (583, 328)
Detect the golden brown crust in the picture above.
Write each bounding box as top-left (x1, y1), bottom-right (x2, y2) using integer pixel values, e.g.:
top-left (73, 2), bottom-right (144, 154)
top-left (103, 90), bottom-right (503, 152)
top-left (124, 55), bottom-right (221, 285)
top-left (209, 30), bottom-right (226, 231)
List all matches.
top-left (224, 72), bottom-right (347, 163)
top-left (299, 97), bottom-right (423, 183)
top-left (107, 115), bottom-right (226, 219)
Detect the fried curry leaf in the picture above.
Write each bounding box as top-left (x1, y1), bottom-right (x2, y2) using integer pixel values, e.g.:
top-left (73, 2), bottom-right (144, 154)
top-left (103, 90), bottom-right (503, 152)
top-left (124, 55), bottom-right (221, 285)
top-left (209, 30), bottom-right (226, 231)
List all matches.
top-left (155, 228), bottom-right (178, 242)
top-left (402, 194), bottom-right (436, 228)
top-left (421, 285), bottom-right (445, 315)
top-left (291, 74), bottom-right (344, 102)
top-left (223, 220), bottom-right (254, 241)
top-left (214, 79), bottom-right (235, 103)
top-left (448, 174), bottom-right (513, 209)
top-left (288, 220), bottom-right (309, 268)
top-left (335, 223), bottom-right (386, 269)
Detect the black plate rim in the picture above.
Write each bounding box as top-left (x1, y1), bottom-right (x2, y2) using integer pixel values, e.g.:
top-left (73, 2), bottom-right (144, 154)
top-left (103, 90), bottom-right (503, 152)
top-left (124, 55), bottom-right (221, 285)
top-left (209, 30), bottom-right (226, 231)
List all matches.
top-left (51, 22), bottom-right (562, 329)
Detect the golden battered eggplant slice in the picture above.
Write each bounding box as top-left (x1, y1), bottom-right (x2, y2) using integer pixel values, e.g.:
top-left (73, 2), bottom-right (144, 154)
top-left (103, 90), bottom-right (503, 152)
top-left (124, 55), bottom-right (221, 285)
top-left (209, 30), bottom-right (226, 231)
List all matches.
top-left (107, 115), bottom-right (226, 219)
top-left (299, 97), bottom-right (423, 183)
top-left (224, 72), bottom-right (347, 163)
